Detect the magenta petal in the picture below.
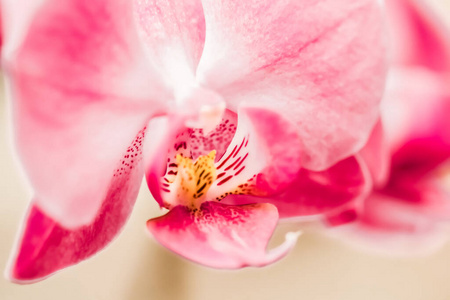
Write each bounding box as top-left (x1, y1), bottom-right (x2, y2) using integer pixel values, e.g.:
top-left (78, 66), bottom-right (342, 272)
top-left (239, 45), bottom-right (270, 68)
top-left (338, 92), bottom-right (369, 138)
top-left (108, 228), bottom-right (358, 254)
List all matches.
top-left (7, 130), bottom-right (146, 283)
top-left (224, 156), bottom-right (368, 219)
top-left (147, 202), bottom-right (298, 268)
top-left (275, 156), bottom-right (369, 218)
top-left (5, 0), bottom-right (167, 227)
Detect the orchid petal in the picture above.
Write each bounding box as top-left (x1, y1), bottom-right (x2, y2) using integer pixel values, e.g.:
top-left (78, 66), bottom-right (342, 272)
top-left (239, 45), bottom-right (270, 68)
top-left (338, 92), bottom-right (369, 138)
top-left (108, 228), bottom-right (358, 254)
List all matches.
top-left (1, 0), bottom-right (46, 60)
top-left (5, 0), bottom-right (168, 227)
top-left (382, 67), bottom-right (450, 172)
top-left (359, 119), bottom-right (390, 186)
top-left (206, 106), bottom-right (302, 199)
top-left (133, 0), bottom-right (205, 89)
top-left (7, 129), bottom-right (146, 283)
top-left (330, 182), bottom-right (450, 255)
top-left (328, 0), bottom-right (450, 255)
top-left (197, 0), bottom-right (387, 170)
top-left (145, 116), bottom-right (179, 208)
top-left (386, 0), bottom-right (450, 72)
top-left (147, 202), bottom-right (299, 268)
top-left (224, 156), bottom-right (369, 219)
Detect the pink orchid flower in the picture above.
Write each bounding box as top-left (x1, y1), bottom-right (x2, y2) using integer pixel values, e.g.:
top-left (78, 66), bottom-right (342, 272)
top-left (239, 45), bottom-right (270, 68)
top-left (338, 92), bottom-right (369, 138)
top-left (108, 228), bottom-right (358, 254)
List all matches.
top-left (329, 0), bottom-right (450, 255)
top-left (2, 0), bottom-right (386, 282)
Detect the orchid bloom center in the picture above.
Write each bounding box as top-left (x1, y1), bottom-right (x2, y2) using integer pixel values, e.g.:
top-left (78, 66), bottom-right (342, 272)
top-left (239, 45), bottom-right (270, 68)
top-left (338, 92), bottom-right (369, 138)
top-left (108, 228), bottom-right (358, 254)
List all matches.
top-left (169, 151), bottom-right (217, 209)
top-left (175, 86), bottom-right (226, 134)
top-left (161, 122), bottom-right (267, 210)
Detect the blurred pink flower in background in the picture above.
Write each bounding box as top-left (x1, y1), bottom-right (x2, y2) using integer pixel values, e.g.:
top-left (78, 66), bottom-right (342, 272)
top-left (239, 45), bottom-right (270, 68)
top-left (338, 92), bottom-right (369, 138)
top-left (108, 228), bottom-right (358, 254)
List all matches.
top-left (0, 0), bottom-right (386, 283)
top-left (329, 0), bottom-right (450, 255)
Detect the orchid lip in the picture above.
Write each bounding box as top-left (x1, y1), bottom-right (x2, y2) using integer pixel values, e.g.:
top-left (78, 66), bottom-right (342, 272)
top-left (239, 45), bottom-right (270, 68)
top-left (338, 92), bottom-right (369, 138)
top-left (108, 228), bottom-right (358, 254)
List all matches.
top-left (160, 130), bottom-right (256, 210)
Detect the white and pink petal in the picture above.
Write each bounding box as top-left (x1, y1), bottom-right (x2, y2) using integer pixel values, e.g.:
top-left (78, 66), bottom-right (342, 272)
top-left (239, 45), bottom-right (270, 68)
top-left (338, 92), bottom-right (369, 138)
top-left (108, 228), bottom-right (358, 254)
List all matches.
top-left (7, 129), bottom-right (147, 283)
top-left (5, 0), bottom-right (168, 227)
top-left (197, 0), bottom-right (387, 170)
top-left (133, 0), bottom-right (205, 90)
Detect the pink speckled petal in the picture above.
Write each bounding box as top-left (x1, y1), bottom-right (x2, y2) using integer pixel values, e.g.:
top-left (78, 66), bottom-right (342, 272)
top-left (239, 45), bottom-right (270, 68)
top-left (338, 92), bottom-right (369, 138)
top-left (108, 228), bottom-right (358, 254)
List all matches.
top-left (147, 201), bottom-right (299, 268)
top-left (197, 0), bottom-right (387, 170)
top-left (386, 0), bottom-right (450, 72)
top-left (207, 106), bottom-right (302, 199)
top-left (223, 156), bottom-right (369, 219)
top-left (133, 0), bottom-right (205, 88)
top-left (5, 0), bottom-right (167, 227)
top-left (187, 110), bottom-right (238, 161)
top-left (7, 129), bottom-right (147, 283)
top-left (145, 116), bottom-right (182, 208)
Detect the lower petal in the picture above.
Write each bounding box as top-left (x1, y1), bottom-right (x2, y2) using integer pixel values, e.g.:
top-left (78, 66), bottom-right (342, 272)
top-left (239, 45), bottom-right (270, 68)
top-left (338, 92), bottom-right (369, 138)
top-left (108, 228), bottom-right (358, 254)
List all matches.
top-left (5, 0), bottom-right (167, 228)
top-left (7, 129), bottom-right (146, 283)
top-left (147, 201), bottom-right (299, 269)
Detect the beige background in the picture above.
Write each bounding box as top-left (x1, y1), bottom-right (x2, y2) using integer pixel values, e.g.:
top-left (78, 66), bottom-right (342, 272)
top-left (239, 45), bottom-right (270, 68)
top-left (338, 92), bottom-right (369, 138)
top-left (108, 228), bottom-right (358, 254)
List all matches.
top-left (1, 1), bottom-right (450, 299)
